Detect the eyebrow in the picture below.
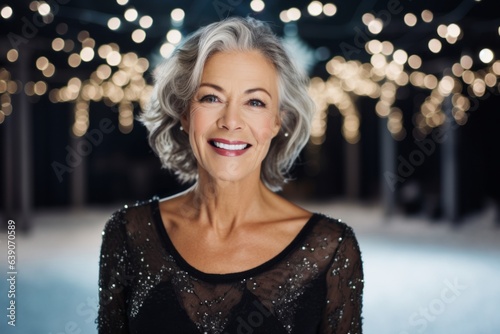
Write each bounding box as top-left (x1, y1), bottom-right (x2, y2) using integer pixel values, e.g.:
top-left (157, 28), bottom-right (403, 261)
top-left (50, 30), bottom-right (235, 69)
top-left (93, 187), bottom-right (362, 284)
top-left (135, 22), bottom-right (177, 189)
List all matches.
top-left (199, 82), bottom-right (272, 99)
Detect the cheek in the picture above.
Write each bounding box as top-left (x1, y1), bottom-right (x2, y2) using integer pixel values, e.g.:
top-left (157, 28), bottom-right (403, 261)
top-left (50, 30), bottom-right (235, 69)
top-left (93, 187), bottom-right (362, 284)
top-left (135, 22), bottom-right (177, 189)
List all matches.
top-left (250, 114), bottom-right (280, 142)
top-left (189, 106), bottom-right (214, 135)
top-left (186, 108), bottom-right (210, 158)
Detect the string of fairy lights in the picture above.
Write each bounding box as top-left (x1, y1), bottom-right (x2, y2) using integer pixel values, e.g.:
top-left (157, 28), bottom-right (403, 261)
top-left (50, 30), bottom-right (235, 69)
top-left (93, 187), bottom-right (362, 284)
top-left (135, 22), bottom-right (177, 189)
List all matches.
top-left (0, 0), bottom-right (499, 145)
top-left (308, 9), bottom-right (500, 144)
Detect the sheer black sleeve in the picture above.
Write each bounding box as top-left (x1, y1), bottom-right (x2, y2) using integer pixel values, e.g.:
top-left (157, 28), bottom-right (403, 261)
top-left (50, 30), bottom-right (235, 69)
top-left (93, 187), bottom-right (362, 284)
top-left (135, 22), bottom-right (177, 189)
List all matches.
top-left (320, 225), bottom-right (364, 333)
top-left (96, 210), bottom-right (130, 333)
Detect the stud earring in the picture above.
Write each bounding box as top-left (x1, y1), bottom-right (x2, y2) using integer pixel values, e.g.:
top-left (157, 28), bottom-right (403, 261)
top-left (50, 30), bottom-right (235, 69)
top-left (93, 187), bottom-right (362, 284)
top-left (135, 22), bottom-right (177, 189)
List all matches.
top-left (284, 132), bottom-right (289, 137)
top-left (180, 126), bottom-right (184, 131)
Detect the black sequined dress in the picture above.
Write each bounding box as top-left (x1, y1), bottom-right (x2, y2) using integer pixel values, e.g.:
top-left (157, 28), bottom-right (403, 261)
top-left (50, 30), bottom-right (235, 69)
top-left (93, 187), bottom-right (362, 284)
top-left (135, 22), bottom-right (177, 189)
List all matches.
top-left (97, 199), bottom-right (364, 333)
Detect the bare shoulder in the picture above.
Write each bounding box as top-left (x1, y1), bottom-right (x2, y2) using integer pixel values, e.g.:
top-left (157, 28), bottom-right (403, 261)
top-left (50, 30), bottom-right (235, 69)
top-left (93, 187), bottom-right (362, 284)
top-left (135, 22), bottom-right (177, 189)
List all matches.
top-left (270, 191), bottom-right (311, 220)
top-left (258, 192), bottom-right (313, 234)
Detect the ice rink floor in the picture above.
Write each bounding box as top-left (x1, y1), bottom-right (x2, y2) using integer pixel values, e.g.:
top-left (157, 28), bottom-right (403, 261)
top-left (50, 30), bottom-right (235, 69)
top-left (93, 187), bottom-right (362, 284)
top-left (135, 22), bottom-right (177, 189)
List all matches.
top-left (1, 200), bottom-right (499, 334)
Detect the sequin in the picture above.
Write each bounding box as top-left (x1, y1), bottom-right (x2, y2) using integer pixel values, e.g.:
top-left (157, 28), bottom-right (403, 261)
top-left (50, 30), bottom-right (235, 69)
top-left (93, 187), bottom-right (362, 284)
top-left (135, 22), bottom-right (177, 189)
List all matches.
top-left (97, 199), bottom-right (364, 333)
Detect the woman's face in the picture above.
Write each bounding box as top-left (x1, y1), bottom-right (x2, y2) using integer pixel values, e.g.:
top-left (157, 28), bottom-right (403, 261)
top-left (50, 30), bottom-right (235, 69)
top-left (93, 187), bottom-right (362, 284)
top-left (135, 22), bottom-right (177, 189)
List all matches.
top-left (183, 50), bottom-right (281, 184)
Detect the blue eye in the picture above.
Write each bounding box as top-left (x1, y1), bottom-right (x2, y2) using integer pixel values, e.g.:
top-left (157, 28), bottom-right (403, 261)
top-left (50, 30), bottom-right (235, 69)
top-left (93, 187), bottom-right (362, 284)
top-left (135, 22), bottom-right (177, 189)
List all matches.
top-left (248, 99), bottom-right (265, 107)
top-left (200, 94), bottom-right (220, 103)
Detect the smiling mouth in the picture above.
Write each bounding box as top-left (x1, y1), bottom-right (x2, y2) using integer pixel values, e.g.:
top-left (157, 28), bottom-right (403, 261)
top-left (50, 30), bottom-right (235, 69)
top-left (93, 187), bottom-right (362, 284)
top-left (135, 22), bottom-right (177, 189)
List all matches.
top-left (209, 140), bottom-right (251, 151)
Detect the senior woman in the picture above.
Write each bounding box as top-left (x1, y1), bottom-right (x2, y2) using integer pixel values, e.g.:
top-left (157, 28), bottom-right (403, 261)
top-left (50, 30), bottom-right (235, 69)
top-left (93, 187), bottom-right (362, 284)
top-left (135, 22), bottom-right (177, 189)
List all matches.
top-left (97, 16), bottom-right (363, 334)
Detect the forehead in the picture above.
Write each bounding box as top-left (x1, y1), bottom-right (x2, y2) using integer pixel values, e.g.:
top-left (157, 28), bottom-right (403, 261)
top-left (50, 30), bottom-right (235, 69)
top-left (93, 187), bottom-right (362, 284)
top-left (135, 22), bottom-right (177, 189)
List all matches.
top-left (201, 50), bottom-right (278, 89)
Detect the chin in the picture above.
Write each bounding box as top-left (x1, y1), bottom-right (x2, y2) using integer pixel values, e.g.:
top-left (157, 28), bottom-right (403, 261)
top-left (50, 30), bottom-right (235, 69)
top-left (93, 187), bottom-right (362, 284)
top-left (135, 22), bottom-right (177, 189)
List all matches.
top-left (201, 166), bottom-right (259, 184)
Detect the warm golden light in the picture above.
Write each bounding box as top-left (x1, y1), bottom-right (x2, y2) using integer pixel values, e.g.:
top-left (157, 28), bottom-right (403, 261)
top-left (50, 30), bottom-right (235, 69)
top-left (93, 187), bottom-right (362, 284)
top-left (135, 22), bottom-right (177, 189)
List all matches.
top-left (135, 58), bottom-right (149, 73)
top-left (462, 70), bottom-right (475, 84)
top-left (323, 3), bottom-right (337, 16)
top-left (112, 70), bottom-right (129, 87)
top-left (460, 55), bottom-right (473, 69)
top-left (7, 80), bottom-right (18, 94)
top-left (30, 3), bottom-right (499, 143)
top-left (408, 55), bottom-right (422, 69)
top-left (410, 71), bottom-right (424, 87)
top-left (381, 41), bottom-right (394, 56)
top-left (404, 13), bottom-right (417, 27)
top-left (484, 73), bottom-right (496, 87)
top-left (42, 64), bottom-right (55, 77)
top-left (287, 8), bottom-right (301, 21)
top-left (472, 78), bottom-right (486, 96)
top-left (438, 76), bottom-right (454, 95)
top-left (166, 29), bottom-right (182, 44)
top-left (479, 48), bottom-right (494, 63)
top-left (29, 1), bottom-right (39, 12)
top-left (1, 6), bottom-right (13, 19)
top-left (63, 39), bottom-right (74, 52)
top-left (250, 0), bottom-right (265, 12)
top-left (82, 37), bottom-right (95, 48)
top-left (124, 8), bottom-right (138, 22)
top-left (98, 44), bottom-right (112, 59)
top-left (279, 10), bottom-right (290, 23)
top-left (452, 63), bottom-right (464, 77)
top-left (428, 39), bottom-right (442, 53)
top-left (108, 17), bottom-right (121, 30)
top-left (368, 19), bottom-right (383, 34)
top-left (421, 10), bottom-right (433, 23)
top-left (38, 3), bottom-right (51, 16)
top-left (160, 43), bottom-right (175, 58)
top-left (447, 24), bottom-right (461, 38)
top-left (171, 8), bottom-right (185, 21)
top-left (393, 49), bottom-right (408, 65)
top-left (139, 15), bottom-right (153, 29)
top-left (307, 1), bottom-right (322, 16)
top-left (52, 37), bottom-right (64, 51)
top-left (34, 81), bottom-right (47, 96)
top-left (77, 31), bottom-right (89, 43)
top-left (371, 54), bottom-right (386, 68)
top-left (6, 49), bottom-right (18, 62)
top-left (36, 56), bottom-right (49, 71)
top-left (80, 47), bottom-right (95, 62)
top-left (68, 53), bottom-right (81, 68)
top-left (362, 13), bottom-right (375, 26)
top-left (106, 51), bottom-right (122, 66)
top-left (437, 24), bottom-right (447, 38)
top-left (492, 61), bottom-right (500, 75)
top-left (376, 101), bottom-right (391, 117)
top-left (24, 81), bottom-right (35, 96)
top-left (132, 29), bottom-right (146, 43)
top-left (366, 40), bottom-right (382, 54)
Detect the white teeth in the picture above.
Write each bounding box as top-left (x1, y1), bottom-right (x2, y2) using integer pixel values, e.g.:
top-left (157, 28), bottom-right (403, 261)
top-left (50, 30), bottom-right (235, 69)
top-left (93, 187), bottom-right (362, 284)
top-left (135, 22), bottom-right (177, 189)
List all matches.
top-left (213, 141), bottom-right (248, 151)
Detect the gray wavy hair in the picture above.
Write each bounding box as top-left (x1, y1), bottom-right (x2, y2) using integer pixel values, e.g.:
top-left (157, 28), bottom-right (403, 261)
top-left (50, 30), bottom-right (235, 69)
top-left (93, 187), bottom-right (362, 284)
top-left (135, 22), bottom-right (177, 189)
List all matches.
top-left (140, 16), bottom-right (315, 191)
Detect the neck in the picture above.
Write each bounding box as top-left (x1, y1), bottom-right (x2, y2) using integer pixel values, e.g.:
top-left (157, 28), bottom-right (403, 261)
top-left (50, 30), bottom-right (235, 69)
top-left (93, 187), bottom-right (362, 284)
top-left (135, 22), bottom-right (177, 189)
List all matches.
top-left (186, 169), bottom-right (274, 234)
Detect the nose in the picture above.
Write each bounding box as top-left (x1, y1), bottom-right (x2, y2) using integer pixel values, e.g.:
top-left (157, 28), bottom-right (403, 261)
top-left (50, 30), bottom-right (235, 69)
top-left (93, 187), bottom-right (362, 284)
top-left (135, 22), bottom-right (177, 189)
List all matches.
top-left (217, 102), bottom-right (244, 131)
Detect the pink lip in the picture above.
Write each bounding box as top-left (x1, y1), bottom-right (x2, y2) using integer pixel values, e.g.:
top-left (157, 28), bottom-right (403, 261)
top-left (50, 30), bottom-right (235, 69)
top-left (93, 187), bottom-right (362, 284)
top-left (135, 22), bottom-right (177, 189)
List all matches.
top-left (208, 138), bottom-right (249, 145)
top-left (208, 138), bottom-right (251, 157)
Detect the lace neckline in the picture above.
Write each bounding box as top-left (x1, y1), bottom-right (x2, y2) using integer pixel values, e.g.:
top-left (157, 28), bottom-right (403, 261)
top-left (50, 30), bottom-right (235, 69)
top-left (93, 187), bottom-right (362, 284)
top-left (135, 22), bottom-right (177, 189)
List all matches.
top-left (151, 199), bottom-right (321, 283)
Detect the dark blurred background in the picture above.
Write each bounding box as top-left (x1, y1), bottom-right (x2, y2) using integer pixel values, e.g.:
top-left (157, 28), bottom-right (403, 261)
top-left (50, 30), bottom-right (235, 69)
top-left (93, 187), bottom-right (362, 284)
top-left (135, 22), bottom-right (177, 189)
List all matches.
top-left (1, 0), bottom-right (500, 230)
top-left (1, 1), bottom-right (500, 333)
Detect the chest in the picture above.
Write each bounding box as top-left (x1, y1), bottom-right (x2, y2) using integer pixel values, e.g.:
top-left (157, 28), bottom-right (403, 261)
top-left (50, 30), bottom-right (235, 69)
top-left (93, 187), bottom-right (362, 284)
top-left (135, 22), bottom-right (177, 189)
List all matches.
top-left (168, 224), bottom-right (295, 274)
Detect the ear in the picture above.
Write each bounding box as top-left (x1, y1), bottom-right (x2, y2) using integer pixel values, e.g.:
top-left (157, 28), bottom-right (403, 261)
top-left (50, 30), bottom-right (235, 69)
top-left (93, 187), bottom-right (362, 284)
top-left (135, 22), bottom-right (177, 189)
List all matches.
top-left (272, 110), bottom-right (284, 137)
top-left (180, 112), bottom-right (189, 132)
